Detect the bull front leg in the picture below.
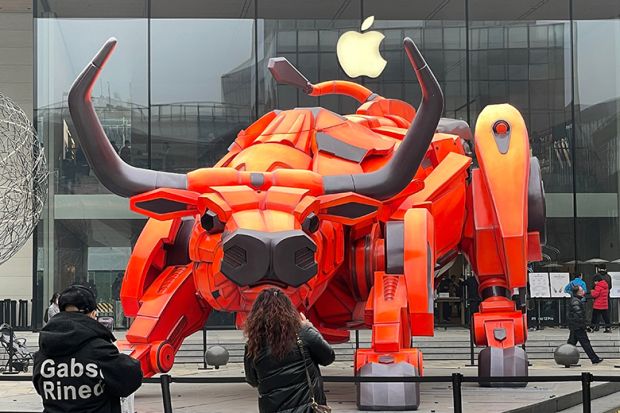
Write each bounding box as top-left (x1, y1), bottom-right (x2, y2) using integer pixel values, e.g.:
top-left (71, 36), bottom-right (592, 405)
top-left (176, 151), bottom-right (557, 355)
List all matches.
top-left (356, 209), bottom-right (435, 410)
top-left (462, 103), bottom-right (542, 385)
top-left (117, 264), bottom-right (211, 377)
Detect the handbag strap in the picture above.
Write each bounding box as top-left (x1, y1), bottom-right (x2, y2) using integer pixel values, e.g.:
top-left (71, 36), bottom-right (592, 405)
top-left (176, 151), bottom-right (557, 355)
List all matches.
top-left (296, 335), bottom-right (317, 404)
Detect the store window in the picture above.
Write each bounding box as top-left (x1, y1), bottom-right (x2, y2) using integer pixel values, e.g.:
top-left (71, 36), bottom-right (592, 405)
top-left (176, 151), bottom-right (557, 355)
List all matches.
top-left (32, 0), bottom-right (620, 330)
top-left (36, 17), bottom-right (149, 195)
top-left (258, 0), bottom-right (361, 115)
top-left (150, 0), bottom-right (255, 171)
top-left (573, 1), bottom-right (620, 292)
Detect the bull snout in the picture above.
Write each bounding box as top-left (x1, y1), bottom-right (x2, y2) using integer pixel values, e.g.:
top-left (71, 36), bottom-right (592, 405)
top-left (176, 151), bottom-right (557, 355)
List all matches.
top-left (220, 229), bottom-right (317, 287)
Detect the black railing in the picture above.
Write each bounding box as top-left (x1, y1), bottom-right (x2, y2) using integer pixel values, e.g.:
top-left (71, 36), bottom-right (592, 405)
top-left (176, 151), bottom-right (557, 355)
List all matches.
top-left (4, 372), bottom-right (619, 413)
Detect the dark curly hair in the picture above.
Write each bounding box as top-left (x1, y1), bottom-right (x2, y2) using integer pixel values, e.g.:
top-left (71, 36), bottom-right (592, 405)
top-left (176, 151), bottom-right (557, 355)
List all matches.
top-left (244, 287), bottom-right (301, 361)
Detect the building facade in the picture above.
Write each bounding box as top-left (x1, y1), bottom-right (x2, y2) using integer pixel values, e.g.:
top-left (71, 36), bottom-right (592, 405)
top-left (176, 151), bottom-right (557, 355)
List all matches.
top-left (6, 0), bottom-right (618, 327)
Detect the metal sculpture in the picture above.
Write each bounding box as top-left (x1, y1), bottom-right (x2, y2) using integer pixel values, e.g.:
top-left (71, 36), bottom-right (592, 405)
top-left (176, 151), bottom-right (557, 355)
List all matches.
top-left (69, 37), bottom-right (545, 410)
top-left (0, 93), bottom-right (47, 266)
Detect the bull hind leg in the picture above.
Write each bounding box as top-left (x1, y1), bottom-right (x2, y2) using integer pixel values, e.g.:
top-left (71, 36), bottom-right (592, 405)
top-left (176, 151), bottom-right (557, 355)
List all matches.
top-left (462, 104), bottom-right (542, 386)
top-left (118, 264), bottom-right (211, 377)
top-left (357, 209), bottom-right (435, 410)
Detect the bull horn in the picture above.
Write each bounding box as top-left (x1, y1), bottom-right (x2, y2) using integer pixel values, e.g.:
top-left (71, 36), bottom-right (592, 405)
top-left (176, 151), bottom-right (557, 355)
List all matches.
top-left (322, 37), bottom-right (444, 200)
top-left (68, 38), bottom-right (187, 198)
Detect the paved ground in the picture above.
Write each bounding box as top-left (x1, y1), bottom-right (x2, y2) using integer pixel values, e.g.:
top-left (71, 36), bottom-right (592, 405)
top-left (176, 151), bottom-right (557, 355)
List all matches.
top-left (1, 328), bottom-right (620, 412)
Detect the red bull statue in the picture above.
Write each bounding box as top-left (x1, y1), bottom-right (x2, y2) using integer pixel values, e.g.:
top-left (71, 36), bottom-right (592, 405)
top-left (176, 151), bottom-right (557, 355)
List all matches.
top-left (68, 36), bottom-right (544, 410)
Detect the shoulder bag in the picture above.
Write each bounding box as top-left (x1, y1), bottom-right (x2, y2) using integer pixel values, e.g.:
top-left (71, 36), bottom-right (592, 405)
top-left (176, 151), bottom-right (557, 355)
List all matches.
top-left (296, 336), bottom-right (331, 413)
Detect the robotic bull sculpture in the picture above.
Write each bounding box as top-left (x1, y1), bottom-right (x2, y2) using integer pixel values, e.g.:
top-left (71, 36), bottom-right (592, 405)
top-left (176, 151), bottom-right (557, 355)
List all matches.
top-left (69, 36), bottom-right (544, 410)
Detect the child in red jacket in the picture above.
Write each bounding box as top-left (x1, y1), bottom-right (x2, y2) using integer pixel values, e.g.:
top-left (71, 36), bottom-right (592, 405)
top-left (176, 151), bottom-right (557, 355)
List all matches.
top-left (591, 275), bottom-right (611, 333)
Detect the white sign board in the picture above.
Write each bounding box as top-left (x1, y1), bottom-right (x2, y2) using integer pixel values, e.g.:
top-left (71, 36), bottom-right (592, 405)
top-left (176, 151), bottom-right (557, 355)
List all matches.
top-left (549, 272), bottom-right (571, 298)
top-left (529, 272), bottom-right (551, 298)
top-left (610, 272), bottom-right (620, 298)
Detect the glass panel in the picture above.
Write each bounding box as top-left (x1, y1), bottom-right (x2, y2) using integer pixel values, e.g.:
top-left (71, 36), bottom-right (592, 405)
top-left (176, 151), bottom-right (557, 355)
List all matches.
top-left (258, 0), bottom-right (361, 115)
top-left (573, 1), bottom-right (620, 295)
top-left (54, 219), bottom-right (145, 326)
top-left (365, 3), bottom-right (467, 120)
top-left (150, 16), bottom-right (255, 171)
top-left (36, 0), bottom-right (147, 18)
top-left (36, 18), bottom-right (148, 194)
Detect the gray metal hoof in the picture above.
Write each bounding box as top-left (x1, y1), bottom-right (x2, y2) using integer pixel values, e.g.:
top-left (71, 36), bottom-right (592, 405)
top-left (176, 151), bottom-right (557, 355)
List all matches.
top-left (357, 361), bottom-right (420, 411)
top-left (478, 346), bottom-right (528, 387)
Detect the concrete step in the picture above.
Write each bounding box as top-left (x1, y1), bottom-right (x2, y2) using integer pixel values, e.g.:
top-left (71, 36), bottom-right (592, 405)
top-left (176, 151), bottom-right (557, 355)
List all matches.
top-left (173, 331), bottom-right (620, 365)
top-left (507, 382), bottom-right (620, 413)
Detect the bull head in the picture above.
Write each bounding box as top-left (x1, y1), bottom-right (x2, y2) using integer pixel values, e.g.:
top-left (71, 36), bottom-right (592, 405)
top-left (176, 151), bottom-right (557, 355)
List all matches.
top-left (68, 37), bottom-right (442, 299)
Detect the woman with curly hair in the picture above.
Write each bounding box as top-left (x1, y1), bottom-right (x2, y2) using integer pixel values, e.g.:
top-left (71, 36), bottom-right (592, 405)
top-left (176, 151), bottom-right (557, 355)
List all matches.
top-left (244, 287), bottom-right (335, 413)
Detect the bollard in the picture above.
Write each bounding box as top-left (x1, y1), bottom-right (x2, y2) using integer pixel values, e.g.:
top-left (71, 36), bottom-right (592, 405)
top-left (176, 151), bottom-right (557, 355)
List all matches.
top-left (160, 374), bottom-right (173, 413)
top-left (202, 328), bottom-right (208, 369)
top-left (355, 330), bottom-right (359, 350)
top-left (18, 300), bottom-right (28, 329)
top-left (452, 373), bottom-right (463, 413)
top-left (2, 299), bottom-right (10, 324)
top-left (468, 322), bottom-right (475, 366)
top-left (581, 372), bottom-right (592, 413)
top-left (9, 300), bottom-right (16, 327)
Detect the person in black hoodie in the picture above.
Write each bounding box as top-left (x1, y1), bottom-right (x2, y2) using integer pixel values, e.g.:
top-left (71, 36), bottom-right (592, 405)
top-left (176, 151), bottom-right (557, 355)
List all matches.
top-left (567, 285), bottom-right (603, 364)
top-left (33, 285), bottom-right (142, 413)
top-left (244, 288), bottom-right (335, 413)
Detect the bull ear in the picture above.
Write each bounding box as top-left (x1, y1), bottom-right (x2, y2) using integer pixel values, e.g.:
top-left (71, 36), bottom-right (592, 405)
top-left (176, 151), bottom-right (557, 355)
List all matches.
top-left (131, 188), bottom-right (199, 220)
top-left (318, 192), bottom-right (381, 225)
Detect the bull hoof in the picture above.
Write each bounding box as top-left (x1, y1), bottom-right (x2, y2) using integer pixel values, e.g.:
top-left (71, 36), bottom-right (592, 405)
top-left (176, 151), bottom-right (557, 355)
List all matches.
top-left (478, 346), bottom-right (528, 387)
top-left (357, 361), bottom-right (420, 411)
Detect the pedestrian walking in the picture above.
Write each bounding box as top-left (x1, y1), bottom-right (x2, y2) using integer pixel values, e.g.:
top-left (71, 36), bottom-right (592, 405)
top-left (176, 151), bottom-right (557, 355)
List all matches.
top-left (244, 288), bottom-right (335, 413)
top-left (567, 285), bottom-right (603, 364)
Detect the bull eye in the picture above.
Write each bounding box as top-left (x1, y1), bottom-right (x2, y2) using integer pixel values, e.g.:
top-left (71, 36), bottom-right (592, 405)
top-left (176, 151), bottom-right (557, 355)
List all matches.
top-left (200, 210), bottom-right (225, 234)
top-left (301, 213), bottom-right (320, 234)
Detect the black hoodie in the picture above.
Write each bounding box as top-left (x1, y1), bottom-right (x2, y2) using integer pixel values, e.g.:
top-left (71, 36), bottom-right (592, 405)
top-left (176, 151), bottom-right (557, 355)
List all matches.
top-left (33, 312), bottom-right (142, 413)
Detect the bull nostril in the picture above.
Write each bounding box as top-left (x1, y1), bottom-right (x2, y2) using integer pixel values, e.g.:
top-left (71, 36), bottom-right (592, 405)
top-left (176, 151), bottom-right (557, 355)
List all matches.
top-left (220, 230), bottom-right (270, 286)
top-left (220, 229), bottom-right (318, 288)
top-left (294, 247), bottom-right (315, 270)
top-left (223, 245), bottom-right (246, 269)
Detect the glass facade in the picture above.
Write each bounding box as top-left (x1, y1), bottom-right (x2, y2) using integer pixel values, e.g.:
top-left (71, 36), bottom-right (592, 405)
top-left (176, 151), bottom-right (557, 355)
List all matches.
top-left (34, 0), bottom-right (620, 327)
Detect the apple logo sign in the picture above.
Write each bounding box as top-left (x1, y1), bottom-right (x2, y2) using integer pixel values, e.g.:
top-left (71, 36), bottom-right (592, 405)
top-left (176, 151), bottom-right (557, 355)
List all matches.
top-left (337, 16), bottom-right (387, 78)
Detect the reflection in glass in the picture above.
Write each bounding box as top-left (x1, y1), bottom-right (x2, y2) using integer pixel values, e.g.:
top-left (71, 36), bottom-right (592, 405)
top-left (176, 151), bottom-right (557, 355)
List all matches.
top-left (468, 2), bottom-right (574, 268)
top-left (573, 11), bottom-right (620, 277)
top-left (469, 19), bottom-right (572, 194)
top-left (150, 19), bottom-right (255, 171)
top-left (36, 18), bottom-right (148, 194)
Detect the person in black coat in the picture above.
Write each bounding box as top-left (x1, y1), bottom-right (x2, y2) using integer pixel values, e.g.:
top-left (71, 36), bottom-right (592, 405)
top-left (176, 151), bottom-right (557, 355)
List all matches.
top-left (244, 288), bottom-right (335, 413)
top-left (566, 285), bottom-right (603, 364)
top-left (33, 285), bottom-right (143, 413)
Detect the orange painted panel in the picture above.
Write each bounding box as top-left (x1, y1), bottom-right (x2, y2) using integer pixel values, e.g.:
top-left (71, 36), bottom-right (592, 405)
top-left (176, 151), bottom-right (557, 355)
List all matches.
top-left (474, 104), bottom-right (530, 289)
top-left (403, 209), bottom-right (435, 336)
top-left (233, 110), bottom-right (279, 149)
top-left (121, 218), bottom-right (180, 316)
top-left (227, 142), bottom-right (313, 172)
top-left (527, 231), bottom-right (543, 262)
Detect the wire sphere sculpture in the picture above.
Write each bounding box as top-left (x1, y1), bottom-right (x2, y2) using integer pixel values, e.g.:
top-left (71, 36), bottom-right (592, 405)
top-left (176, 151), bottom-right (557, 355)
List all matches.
top-left (0, 93), bottom-right (47, 266)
